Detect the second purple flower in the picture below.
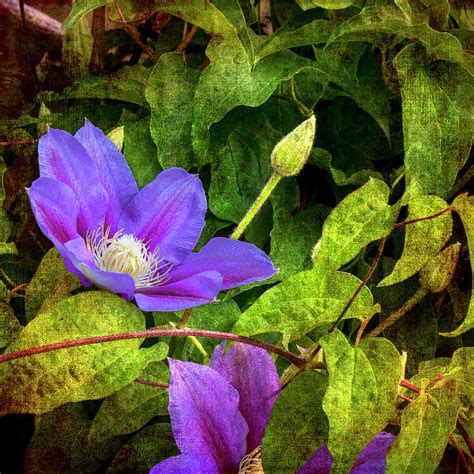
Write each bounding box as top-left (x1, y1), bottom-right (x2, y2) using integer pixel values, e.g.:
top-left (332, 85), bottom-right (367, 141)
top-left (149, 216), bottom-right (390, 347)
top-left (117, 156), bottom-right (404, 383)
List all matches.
top-left (29, 120), bottom-right (276, 312)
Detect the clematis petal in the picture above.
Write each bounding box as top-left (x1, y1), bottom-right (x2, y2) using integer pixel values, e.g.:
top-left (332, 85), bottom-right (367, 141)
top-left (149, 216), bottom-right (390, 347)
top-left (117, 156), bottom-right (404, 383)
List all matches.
top-left (150, 454), bottom-right (220, 474)
top-left (166, 359), bottom-right (248, 472)
top-left (64, 238), bottom-right (136, 299)
top-left (75, 120), bottom-right (138, 232)
top-left (350, 432), bottom-right (395, 474)
top-left (38, 128), bottom-right (108, 234)
top-left (29, 177), bottom-right (80, 246)
top-left (210, 342), bottom-right (281, 451)
top-left (297, 443), bottom-right (332, 474)
top-left (118, 168), bottom-right (206, 264)
top-left (134, 271), bottom-right (222, 312)
top-left (170, 237), bottom-right (276, 290)
top-left (297, 432), bottom-right (396, 474)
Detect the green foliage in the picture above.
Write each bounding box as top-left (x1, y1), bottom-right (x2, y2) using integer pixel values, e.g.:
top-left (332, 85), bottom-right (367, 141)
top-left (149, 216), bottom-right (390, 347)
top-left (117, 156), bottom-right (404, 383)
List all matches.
top-left (0, 292), bottom-right (167, 414)
top-left (394, 44), bottom-right (474, 198)
top-left (262, 370), bottom-right (328, 472)
top-left (379, 195), bottom-right (452, 287)
top-left (234, 268), bottom-right (378, 344)
top-left (386, 388), bottom-right (461, 473)
top-left (2, 0), bottom-right (473, 470)
top-left (321, 331), bottom-right (404, 471)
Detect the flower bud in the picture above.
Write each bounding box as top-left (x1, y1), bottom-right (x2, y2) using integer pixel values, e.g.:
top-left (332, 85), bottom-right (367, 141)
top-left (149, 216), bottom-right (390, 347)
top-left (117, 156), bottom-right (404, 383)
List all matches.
top-left (271, 115), bottom-right (316, 177)
top-left (107, 125), bottom-right (125, 151)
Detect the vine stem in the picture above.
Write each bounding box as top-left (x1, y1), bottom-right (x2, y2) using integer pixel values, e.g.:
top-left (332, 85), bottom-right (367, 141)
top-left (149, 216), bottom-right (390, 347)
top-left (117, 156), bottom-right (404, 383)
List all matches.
top-left (366, 288), bottom-right (428, 338)
top-left (394, 207), bottom-right (453, 228)
top-left (114, 0), bottom-right (157, 63)
top-left (230, 172), bottom-right (282, 240)
top-left (0, 328), bottom-right (308, 368)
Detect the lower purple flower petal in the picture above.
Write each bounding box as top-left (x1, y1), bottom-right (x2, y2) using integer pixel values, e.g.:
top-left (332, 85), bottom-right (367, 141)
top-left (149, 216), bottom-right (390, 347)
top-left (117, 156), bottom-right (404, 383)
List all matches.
top-left (134, 271), bottom-right (222, 311)
top-left (350, 432), bottom-right (395, 474)
top-left (297, 443), bottom-right (332, 474)
top-left (297, 432), bottom-right (395, 474)
top-left (170, 237), bottom-right (276, 290)
top-left (166, 359), bottom-right (248, 472)
top-left (64, 238), bottom-right (136, 299)
top-left (211, 342), bottom-right (281, 451)
top-left (150, 454), bottom-right (220, 474)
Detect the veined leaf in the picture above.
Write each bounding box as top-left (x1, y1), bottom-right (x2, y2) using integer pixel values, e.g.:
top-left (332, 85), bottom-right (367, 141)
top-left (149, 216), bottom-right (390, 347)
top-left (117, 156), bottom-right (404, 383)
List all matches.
top-left (262, 371), bottom-right (328, 472)
top-left (314, 178), bottom-right (398, 272)
top-left (321, 331), bottom-right (404, 472)
top-left (379, 195), bottom-right (452, 287)
top-left (394, 44), bottom-right (474, 198)
top-left (441, 194), bottom-right (474, 337)
top-left (234, 268), bottom-right (378, 344)
top-left (0, 292), bottom-right (167, 415)
top-left (386, 388), bottom-right (461, 473)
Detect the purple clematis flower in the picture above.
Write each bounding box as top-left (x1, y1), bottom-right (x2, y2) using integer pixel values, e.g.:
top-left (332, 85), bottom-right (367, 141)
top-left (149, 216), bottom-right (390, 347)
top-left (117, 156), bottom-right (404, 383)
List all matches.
top-left (28, 121), bottom-right (276, 311)
top-left (151, 343), bottom-right (395, 474)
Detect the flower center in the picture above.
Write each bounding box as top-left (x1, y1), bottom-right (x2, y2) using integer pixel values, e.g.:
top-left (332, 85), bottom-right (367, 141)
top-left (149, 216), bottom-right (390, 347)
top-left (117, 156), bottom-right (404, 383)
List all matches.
top-left (238, 446), bottom-right (264, 474)
top-left (86, 226), bottom-right (172, 288)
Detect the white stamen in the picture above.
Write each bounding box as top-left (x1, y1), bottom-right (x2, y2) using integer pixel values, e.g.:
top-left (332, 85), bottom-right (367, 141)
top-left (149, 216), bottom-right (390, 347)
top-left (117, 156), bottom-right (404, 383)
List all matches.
top-left (86, 225), bottom-right (172, 288)
top-left (239, 446), bottom-right (264, 474)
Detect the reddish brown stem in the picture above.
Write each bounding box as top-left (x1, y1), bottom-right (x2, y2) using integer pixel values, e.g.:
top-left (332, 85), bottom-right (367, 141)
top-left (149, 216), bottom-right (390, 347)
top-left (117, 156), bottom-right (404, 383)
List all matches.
top-left (399, 379), bottom-right (421, 394)
top-left (397, 393), bottom-right (413, 403)
top-left (0, 328), bottom-right (307, 368)
top-left (0, 140), bottom-right (36, 146)
top-left (134, 378), bottom-right (169, 389)
top-left (176, 24), bottom-right (198, 54)
top-left (394, 207), bottom-right (453, 228)
top-left (457, 420), bottom-right (474, 456)
top-left (114, 0), bottom-right (157, 63)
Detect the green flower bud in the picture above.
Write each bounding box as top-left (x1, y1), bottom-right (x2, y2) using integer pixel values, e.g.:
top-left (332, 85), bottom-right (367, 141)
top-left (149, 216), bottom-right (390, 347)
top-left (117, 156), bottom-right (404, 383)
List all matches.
top-left (107, 125), bottom-right (125, 151)
top-left (271, 115), bottom-right (316, 177)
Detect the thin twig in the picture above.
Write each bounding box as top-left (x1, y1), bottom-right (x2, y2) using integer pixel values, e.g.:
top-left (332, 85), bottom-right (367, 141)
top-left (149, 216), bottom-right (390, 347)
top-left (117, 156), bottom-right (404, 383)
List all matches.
top-left (0, 140), bottom-right (36, 146)
top-left (114, 0), bottom-right (157, 63)
top-left (354, 318), bottom-right (370, 348)
top-left (134, 378), bottom-right (169, 389)
top-left (397, 393), bottom-right (414, 403)
top-left (176, 24), bottom-right (199, 54)
top-left (394, 207), bottom-right (453, 228)
top-left (399, 379), bottom-right (421, 394)
top-left (0, 328), bottom-right (309, 368)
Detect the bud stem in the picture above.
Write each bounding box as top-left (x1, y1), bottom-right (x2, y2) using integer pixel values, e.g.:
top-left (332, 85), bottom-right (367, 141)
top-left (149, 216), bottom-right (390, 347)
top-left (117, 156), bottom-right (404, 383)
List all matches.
top-left (230, 172), bottom-right (282, 240)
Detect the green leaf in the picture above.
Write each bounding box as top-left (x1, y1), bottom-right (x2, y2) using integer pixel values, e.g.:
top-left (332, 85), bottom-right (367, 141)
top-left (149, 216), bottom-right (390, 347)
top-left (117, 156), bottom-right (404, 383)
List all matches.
top-left (270, 204), bottom-right (328, 279)
top-left (446, 347), bottom-right (474, 406)
top-left (89, 361), bottom-right (169, 440)
top-left (208, 108), bottom-right (278, 224)
top-left (121, 112), bottom-right (162, 188)
top-left (63, 15), bottom-right (94, 77)
top-left (441, 194), bottom-right (474, 337)
top-left (234, 268), bottom-right (378, 344)
top-left (145, 53), bottom-right (200, 169)
top-left (0, 302), bottom-right (21, 349)
top-left (386, 388), bottom-right (461, 473)
top-left (42, 65), bottom-right (151, 107)
top-left (193, 46), bottom-right (320, 161)
top-left (255, 19), bottom-right (335, 60)
top-left (107, 423), bottom-right (178, 474)
top-left (378, 195), bottom-right (452, 287)
top-left (262, 371), bottom-right (328, 472)
top-left (25, 248), bottom-right (81, 322)
top-left (313, 178), bottom-right (397, 272)
top-left (320, 331), bottom-right (404, 472)
top-left (0, 292), bottom-right (167, 415)
top-left (297, 0), bottom-right (353, 9)
top-left (394, 44), bottom-right (474, 198)
top-left (419, 242), bottom-right (461, 293)
top-left (328, 5), bottom-right (468, 65)
top-left (23, 403), bottom-right (125, 474)
top-left (63, 0), bottom-right (111, 29)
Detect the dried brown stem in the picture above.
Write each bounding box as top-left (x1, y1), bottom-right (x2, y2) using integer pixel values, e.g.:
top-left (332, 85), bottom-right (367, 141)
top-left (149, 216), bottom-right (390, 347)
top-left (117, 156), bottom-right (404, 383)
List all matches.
top-left (176, 24), bottom-right (199, 54)
top-left (114, 0), bottom-right (157, 63)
